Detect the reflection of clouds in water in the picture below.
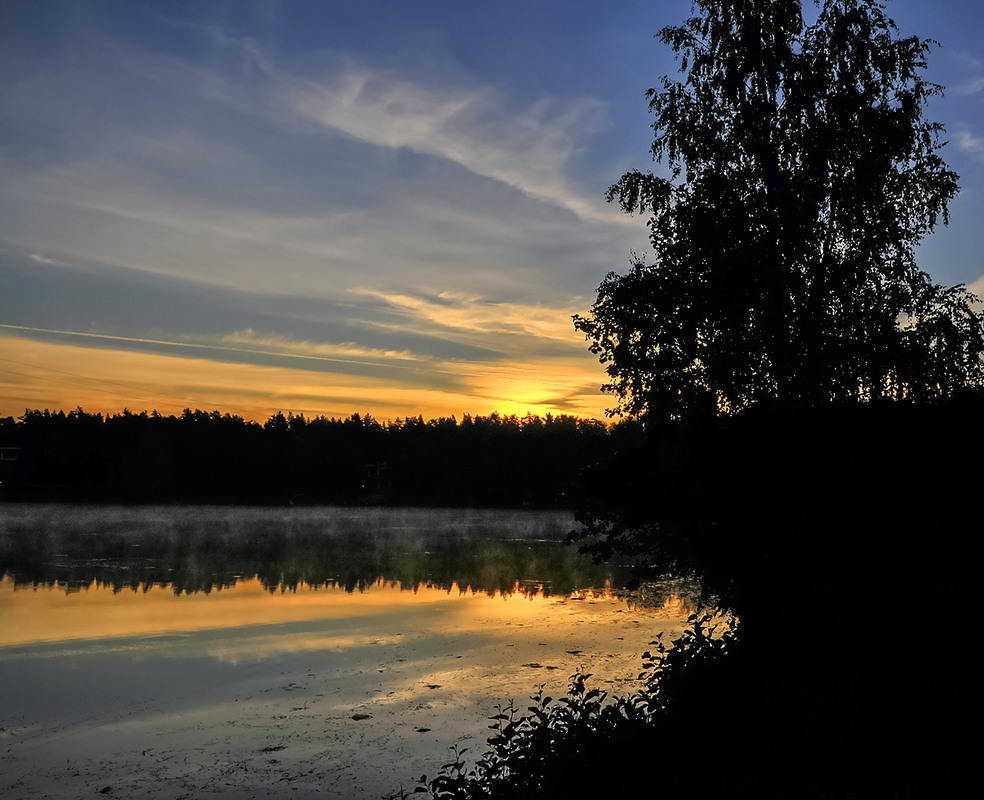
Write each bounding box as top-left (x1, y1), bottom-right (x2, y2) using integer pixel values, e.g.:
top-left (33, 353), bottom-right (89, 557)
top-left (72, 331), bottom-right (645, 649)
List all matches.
top-left (0, 577), bottom-right (452, 648)
top-left (0, 501), bottom-right (689, 770)
top-left (0, 576), bottom-right (646, 654)
top-left (203, 631), bottom-right (411, 666)
top-left (0, 573), bottom-right (689, 800)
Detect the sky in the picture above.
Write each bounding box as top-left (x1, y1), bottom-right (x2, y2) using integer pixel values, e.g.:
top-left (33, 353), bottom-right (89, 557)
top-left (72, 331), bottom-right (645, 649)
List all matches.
top-left (2, 0), bottom-right (982, 423)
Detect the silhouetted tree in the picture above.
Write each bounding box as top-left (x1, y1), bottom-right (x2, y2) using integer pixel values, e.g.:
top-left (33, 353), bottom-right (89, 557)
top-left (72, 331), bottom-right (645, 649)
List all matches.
top-left (575, 0), bottom-right (983, 422)
top-left (559, 5), bottom-right (984, 795)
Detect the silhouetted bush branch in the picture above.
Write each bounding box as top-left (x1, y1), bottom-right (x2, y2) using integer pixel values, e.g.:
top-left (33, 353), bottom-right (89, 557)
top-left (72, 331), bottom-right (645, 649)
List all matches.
top-left (415, 612), bottom-right (736, 800)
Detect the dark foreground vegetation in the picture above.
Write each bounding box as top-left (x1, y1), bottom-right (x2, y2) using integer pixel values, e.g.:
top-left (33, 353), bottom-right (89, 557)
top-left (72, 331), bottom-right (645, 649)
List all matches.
top-left (413, 397), bottom-right (982, 799)
top-left (0, 409), bottom-right (642, 506)
top-left (414, 0), bottom-right (983, 797)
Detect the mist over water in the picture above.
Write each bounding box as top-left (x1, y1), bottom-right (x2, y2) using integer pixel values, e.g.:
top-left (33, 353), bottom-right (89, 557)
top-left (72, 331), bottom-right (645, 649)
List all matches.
top-left (0, 505), bottom-right (691, 799)
top-left (0, 504), bottom-right (636, 597)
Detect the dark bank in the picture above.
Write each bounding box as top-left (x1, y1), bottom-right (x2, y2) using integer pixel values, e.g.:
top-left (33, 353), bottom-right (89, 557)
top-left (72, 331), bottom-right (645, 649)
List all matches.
top-left (0, 409), bottom-right (643, 507)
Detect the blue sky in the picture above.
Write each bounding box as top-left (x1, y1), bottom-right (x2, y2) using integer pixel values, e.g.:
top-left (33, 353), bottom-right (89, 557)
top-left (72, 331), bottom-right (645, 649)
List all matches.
top-left (1, 0), bottom-right (982, 421)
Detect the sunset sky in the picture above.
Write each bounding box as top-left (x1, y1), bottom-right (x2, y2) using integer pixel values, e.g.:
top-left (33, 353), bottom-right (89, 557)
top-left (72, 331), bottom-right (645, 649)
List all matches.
top-left (2, 0), bottom-right (982, 423)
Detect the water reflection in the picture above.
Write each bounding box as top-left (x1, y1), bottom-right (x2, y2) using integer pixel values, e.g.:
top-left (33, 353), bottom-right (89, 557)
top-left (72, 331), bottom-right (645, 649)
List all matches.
top-left (0, 504), bottom-right (625, 595)
top-left (0, 506), bottom-right (698, 800)
top-left (1, 575), bottom-right (627, 650)
top-left (0, 504), bottom-right (698, 655)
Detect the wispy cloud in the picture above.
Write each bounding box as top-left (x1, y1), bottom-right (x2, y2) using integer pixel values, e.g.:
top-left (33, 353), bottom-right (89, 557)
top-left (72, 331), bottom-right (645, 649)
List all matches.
top-left (217, 329), bottom-right (432, 366)
top-left (0, 328), bottom-right (608, 421)
top-left (287, 65), bottom-right (628, 225)
top-left (966, 276), bottom-right (984, 309)
top-left (0, 322), bottom-right (467, 394)
top-left (952, 54), bottom-right (984, 96)
top-left (958, 76), bottom-right (984, 96)
top-left (350, 289), bottom-right (585, 348)
top-left (30, 253), bottom-right (71, 267)
top-left (955, 129), bottom-right (984, 157)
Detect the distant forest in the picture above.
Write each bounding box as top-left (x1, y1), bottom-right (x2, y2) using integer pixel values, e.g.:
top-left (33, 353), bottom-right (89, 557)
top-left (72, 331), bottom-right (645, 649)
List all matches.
top-left (0, 408), bottom-right (644, 507)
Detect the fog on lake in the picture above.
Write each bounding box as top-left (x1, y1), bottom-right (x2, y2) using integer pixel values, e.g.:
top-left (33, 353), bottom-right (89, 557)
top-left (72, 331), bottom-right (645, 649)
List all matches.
top-left (0, 505), bottom-right (693, 799)
top-left (0, 504), bottom-right (630, 597)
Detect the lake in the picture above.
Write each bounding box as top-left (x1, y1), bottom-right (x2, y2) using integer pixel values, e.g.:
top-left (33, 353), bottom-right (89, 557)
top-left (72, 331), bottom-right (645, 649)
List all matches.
top-left (0, 505), bottom-right (693, 799)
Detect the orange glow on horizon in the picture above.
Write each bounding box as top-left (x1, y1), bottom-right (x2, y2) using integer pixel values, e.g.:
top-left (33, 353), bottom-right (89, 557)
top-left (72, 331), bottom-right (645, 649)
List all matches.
top-left (0, 334), bottom-right (613, 423)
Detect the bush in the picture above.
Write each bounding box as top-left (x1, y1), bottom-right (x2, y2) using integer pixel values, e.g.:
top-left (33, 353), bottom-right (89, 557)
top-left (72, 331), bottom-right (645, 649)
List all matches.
top-left (414, 612), bottom-right (736, 800)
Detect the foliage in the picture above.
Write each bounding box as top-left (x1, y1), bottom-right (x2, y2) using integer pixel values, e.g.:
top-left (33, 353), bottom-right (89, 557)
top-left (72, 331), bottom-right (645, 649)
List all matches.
top-left (415, 497), bottom-right (980, 798)
top-left (574, 0), bottom-right (984, 421)
top-left (0, 407), bottom-right (643, 506)
top-left (560, 394), bottom-right (984, 797)
top-left (414, 612), bottom-right (737, 800)
top-left (570, 392), bottom-right (984, 613)
top-left (562, 8), bottom-right (983, 794)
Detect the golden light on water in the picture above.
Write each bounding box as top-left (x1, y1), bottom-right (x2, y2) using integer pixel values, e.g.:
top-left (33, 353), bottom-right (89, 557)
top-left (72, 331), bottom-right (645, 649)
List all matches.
top-left (0, 571), bottom-right (691, 797)
top-left (0, 576), bottom-right (624, 652)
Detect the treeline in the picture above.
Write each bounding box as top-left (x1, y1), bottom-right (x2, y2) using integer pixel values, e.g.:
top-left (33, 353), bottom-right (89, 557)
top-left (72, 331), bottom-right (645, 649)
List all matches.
top-left (0, 408), bottom-right (644, 506)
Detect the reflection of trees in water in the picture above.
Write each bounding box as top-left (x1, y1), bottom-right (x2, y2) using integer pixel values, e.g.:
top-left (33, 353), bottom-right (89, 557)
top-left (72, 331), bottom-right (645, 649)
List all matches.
top-left (618, 577), bottom-right (706, 617)
top-left (0, 506), bottom-right (629, 597)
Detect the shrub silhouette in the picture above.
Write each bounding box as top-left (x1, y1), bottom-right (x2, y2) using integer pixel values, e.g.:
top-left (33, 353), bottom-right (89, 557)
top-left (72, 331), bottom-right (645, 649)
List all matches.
top-left (416, 612), bottom-right (737, 799)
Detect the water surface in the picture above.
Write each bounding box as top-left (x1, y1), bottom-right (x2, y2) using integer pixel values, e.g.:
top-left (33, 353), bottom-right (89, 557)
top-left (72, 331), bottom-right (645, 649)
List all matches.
top-left (0, 505), bottom-right (690, 799)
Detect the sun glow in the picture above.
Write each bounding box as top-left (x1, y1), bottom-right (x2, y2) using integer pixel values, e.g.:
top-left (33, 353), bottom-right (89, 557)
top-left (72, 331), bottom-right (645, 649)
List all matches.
top-left (0, 334), bottom-right (611, 422)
